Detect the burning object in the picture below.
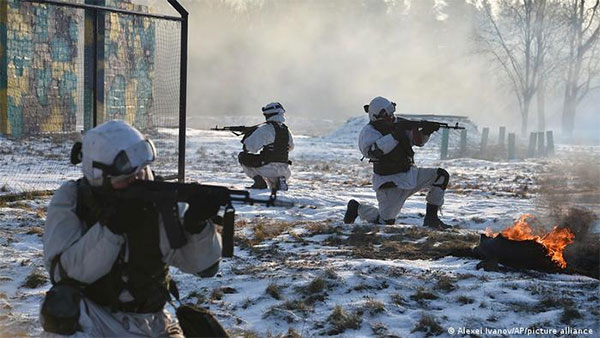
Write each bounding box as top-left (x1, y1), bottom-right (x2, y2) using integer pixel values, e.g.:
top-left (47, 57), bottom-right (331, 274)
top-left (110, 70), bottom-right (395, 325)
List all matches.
top-left (474, 214), bottom-right (575, 272)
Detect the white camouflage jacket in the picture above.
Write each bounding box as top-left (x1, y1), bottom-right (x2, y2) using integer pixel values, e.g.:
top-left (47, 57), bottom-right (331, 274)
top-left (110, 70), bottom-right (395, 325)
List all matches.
top-left (43, 180), bottom-right (222, 285)
top-left (242, 114), bottom-right (295, 154)
top-left (358, 121), bottom-right (430, 191)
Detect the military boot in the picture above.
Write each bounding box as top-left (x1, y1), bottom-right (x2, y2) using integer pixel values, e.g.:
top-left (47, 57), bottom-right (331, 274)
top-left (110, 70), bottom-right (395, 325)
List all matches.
top-left (275, 177), bottom-right (288, 191)
top-left (248, 175), bottom-right (267, 189)
top-left (344, 199), bottom-right (360, 224)
top-left (423, 203), bottom-right (450, 230)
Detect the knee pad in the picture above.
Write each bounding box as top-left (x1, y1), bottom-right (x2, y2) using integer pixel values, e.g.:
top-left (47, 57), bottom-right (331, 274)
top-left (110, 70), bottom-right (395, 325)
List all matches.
top-left (432, 168), bottom-right (449, 190)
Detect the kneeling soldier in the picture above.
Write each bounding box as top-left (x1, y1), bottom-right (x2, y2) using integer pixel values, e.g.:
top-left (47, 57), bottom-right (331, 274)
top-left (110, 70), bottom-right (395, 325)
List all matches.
top-left (344, 96), bottom-right (451, 229)
top-left (41, 120), bottom-right (222, 337)
top-left (238, 102), bottom-right (294, 191)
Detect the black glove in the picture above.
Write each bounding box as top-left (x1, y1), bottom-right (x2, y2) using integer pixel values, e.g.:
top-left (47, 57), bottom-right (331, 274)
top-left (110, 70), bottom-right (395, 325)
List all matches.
top-left (184, 196), bottom-right (222, 233)
top-left (99, 200), bottom-right (127, 235)
top-left (391, 125), bottom-right (407, 141)
top-left (421, 122), bottom-right (440, 135)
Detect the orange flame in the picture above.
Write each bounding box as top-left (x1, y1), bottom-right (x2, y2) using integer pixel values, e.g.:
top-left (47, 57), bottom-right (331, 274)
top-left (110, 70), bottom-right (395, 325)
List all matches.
top-left (487, 214), bottom-right (575, 268)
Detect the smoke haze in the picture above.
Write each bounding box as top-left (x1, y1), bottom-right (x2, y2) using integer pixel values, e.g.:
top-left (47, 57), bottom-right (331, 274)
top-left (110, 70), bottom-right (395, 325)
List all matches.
top-left (141, 0), bottom-right (598, 138)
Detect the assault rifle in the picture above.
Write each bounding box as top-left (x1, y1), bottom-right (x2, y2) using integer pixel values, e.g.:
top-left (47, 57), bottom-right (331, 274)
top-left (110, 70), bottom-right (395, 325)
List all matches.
top-left (210, 124), bottom-right (262, 136)
top-left (114, 180), bottom-right (293, 257)
top-left (394, 118), bottom-right (465, 130)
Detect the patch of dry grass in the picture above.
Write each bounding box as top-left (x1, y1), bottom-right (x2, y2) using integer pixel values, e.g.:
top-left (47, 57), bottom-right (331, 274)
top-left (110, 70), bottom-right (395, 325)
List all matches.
top-left (326, 226), bottom-right (479, 261)
top-left (410, 287), bottom-right (438, 304)
top-left (327, 305), bottom-right (362, 335)
top-left (22, 270), bottom-right (47, 289)
top-left (266, 282), bottom-right (282, 300)
top-left (363, 298), bottom-right (386, 315)
top-left (411, 314), bottom-right (444, 337)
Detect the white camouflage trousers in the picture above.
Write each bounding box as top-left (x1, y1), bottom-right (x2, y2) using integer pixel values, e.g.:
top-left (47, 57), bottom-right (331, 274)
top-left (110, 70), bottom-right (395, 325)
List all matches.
top-left (241, 162), bottom-right (291, 189)
top-left (357, 167), bottom-right (446, 223)
top-left (41, 297), bottom-right (183, 338)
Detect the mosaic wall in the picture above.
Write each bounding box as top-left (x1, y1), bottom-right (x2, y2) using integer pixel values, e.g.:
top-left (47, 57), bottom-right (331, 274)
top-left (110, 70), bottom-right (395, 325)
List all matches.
top-left (0, 0), bottom-right (80, 136)
top-left (98, 0), bottom-right (155, 129)
top-left (0, 0), bottom-right (155, 137)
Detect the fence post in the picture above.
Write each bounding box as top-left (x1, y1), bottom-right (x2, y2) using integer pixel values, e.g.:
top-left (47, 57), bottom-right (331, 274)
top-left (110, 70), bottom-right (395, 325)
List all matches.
top-left (460, 129), bottom-right (467, 157)
top-left (0, 1), bottom-right (7, 135)
top-left (507, 133), bottom-right (516, 160)
top-left (546, 131), bottom-right (555, 156)
top-left (537, 132), bottom-right (545, 157)
top-left (440, 128), bottom-right (449, 160)
top-left (498, 126), bottom-right (506, 147)
top-left (480, 127), bottom-right (489, 156)
top-left (528, 132), bottom-right (537, 158)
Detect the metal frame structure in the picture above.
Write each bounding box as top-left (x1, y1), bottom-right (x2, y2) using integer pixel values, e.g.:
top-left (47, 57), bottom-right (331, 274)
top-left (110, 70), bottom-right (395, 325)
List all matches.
top-left (24, 0), bottom-right (189, 182)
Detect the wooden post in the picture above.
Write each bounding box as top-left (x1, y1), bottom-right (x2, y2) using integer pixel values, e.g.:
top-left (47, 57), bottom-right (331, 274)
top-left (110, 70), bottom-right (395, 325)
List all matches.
top-left (459, 129), bottom-right (467, 157)
top-left (507, 133), bottom-right (516, 160)
top-left (546, 131), bottom-right (555, 156)
top-left (440, 128), bottom-right (449, 160)
top-left (498, 126), bottom-right (506, 146)
top-left (480, 127), bottom-right (489, 156)
top-left (528, 132), bottom-right (537, 158)
top-left (537, 132), bottom-right (545, 157)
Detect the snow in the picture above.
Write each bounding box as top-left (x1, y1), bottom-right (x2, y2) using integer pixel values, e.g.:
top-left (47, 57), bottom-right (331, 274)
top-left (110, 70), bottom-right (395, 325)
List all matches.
top-left (0, 121), bottom-right (598, 337)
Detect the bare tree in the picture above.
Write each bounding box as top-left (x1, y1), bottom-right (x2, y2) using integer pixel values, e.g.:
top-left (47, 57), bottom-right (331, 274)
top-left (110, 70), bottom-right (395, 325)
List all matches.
top-left (475, 0), bottom-right (552, 135)
top-left (560, 0), bottom-right (600, 139)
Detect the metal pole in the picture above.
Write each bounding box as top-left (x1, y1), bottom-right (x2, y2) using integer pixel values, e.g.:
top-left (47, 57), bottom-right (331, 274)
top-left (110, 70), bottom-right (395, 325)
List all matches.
top-left (92, 9), bottom-right (98, 127)
top-left (24, 0), bottom-right (183, 22)
top-left (167, 0), bottom-right (188, 183)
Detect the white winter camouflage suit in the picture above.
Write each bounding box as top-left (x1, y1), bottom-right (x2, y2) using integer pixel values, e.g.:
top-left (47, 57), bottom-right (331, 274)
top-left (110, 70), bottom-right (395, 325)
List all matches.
top-left (357, 122), bottom-right (446, 224)
top-left (42, 169), bottom-right (222, 337)
top-left (241, 113), bottom-right (294, 189)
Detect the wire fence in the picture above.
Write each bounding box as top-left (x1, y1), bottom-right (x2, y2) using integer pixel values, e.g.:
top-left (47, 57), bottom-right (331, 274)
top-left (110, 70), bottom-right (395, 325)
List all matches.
top-left (0, 0), bottom-right (183, 196)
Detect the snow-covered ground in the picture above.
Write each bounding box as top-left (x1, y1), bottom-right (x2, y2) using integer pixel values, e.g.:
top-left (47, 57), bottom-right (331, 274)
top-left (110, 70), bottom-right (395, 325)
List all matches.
top-left (0, 119), bottom-right (599, 337)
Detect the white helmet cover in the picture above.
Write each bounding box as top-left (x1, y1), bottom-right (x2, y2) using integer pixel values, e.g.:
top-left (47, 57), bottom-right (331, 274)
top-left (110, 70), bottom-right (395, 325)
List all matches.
top-left (262, 102), bottom-right (286, 122)
top-left (364, 96), bottom-right (396, 121)
top-left (81, 120), bottom-right (156, 186)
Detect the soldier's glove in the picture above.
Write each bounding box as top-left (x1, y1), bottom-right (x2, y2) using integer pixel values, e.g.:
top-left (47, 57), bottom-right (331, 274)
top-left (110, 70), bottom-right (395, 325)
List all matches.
top-left (421, 123), bottom-right (440, 135)
top-left (184, 197), bottom-right (222, 234)
top-left (99, 201), bottom-right (127, 235)
top-left (391, 125), bottom-right (407, 141)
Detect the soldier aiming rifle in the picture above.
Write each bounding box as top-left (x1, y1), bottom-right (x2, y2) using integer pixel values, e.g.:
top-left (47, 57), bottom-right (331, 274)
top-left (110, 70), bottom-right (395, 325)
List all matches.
top-left (41, 120), bottom-right (292, 338)
top-left (212, 102), bottom-right (294, 191)
top-left (344, 96), bottom-right (463, 229)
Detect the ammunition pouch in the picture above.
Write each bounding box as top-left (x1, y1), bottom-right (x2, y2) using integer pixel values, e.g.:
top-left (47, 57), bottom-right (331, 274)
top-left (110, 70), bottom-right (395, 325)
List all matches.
top-left (238, 151), bottom-right (263, 168)
top-left (41, 283), bottom-right (82, 335)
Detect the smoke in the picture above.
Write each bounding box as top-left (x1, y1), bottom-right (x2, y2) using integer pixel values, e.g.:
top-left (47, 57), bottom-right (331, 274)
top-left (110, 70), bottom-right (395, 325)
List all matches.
top-left (137, 0), bottom-right (597, 138)
top-left (137, 0), bottom-right (516, 131)
top-left (536, 149), bottom-right (600, 235)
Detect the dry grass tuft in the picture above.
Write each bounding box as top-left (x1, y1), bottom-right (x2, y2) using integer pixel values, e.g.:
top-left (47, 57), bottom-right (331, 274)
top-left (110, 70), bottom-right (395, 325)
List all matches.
top-left (22, 270), bottom-right (47, 289)
top-left (363, 298), bottom-right (386, 315)
top-left (410, 287), bottom-right (438, 303)
top-left (435, 274), bottom-right (457, 292)
top-left (210, 288), bottom-right (224, 301)
top-left (266, 282), bottom-right (282, 300)
top-left (327, 305), bottom-right (362, 335)
top-left (457, 295), bottom-right (475, 305)
top-left (411, 314), bottom-right (444, 336)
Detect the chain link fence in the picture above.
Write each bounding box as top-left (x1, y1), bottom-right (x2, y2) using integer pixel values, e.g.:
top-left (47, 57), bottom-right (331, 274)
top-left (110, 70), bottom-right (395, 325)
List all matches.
top-left (0, 0), bottom-right (186, 196)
